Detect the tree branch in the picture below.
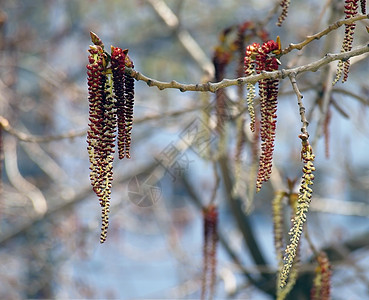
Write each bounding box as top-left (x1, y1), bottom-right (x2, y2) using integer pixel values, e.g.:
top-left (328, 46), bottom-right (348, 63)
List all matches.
top-left (128, 44), bottom-right (369, 92)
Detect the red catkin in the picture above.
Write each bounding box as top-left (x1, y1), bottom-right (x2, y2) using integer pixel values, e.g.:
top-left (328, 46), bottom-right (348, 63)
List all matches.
top-left (111, 47), bottom-right (128, 159)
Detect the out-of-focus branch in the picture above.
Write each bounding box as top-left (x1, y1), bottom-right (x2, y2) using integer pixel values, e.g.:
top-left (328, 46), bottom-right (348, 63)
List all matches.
top-left (0, 162), bottom-right (158, 247)
top-left (311, 197), bottom-right (369, 216)
top-left (181, 175), bottom-right (275, 296)
top-left (3, 136), bottom-right (47, 215)
top-left (217, 154), bottom-right (275, 295)
top-left (332, 88), bottom-right (369, 105)
top-left (0, 105), bottom-right (203, 143)
top-left (0, 116), bottom-right (86, 143)
top-left (146, 0), bottom-right (215, 78)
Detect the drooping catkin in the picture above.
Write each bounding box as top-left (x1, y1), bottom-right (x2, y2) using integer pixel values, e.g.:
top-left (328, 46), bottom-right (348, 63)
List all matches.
top-left (311, 252), bottom-right (332, 300)
top-left (111, 46), bottom-right (128, 159)
top-left (272, 191), bottom-right (286, 267)
top-left (87, 44), bottom-right (108, 202)
top-left (277, 0), bottom-right (291, 27)
top-left (279, 139), bottom-right (315, 287)
top-left (123, 57), bottom-right (135, 159)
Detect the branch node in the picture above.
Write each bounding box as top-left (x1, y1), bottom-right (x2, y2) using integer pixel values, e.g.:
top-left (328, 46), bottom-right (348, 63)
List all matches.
top-left (281, 69), bottom-right (288, 79)
top-left (207, 82), bottom-right (215, 93)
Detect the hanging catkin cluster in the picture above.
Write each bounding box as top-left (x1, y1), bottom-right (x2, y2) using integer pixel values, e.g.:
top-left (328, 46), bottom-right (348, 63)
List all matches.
top-left (87, 32), bottom-right (135, 243)
top-left (333, 0), bottom-right (359, 84)
top-left (244, 38), bottom-right (281, 192)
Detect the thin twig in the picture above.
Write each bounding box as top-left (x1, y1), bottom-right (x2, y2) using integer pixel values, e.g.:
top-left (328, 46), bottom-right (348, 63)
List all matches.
top-left (289, 73), bottom-right (309, 135)
top-left (312, 57), bottom-right (336, 149)
top-left (281, 14), bottom-right (369, 55)
top-left (0, 116), bottom-right (86, 143)
top-left (3, 136), bottom-right (47, 215)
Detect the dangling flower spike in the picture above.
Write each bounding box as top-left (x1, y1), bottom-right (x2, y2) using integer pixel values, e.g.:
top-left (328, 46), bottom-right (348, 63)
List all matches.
top-left (360, 0), bottom-right (366, 14)
top-left (279, 134), bottom-right (315, 287)
top-left (123, 55), bottom-right (135, 159)
top-left (111, 46), bottom-right (128, 159)
top-left (277, 0), bottom-right (291, 26)
top-left (244, 42), bottom-right (259, 133)
top-left (311, 252), bottom-right (332, 300)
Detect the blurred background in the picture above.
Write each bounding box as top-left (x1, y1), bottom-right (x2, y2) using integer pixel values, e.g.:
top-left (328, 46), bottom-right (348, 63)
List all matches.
top-left (0, 0), bottom-right (369, 299)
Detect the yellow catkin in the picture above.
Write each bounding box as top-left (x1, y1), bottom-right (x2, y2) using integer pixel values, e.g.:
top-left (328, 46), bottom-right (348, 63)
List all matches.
top-left (98, 77), bottom-right (115, 243)
top-left (100, 201), bottom-right (110, 243)
top-left (277, 255), bottom-right (300, 300)
top-left (333, 60), bottom-right (344, 85)
top-left (274, 191), bottom-right (301, 300)
top-left (272, 191), bottom-right (286, 268)
top-left (279, 148), bottom-right (315, 288)
top-left (246, 83), bottom-right (256, 133)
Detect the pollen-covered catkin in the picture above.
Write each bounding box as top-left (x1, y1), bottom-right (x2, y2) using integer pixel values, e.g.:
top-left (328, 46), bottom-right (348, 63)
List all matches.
top-left (87, 45), bottom-right (107, 201)
top-left (87, 43), bottom-right (117, 243)
top-left (244, 43), bottom-right (259, 133)
top-left (279, 142), bottom-right (315, 287)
